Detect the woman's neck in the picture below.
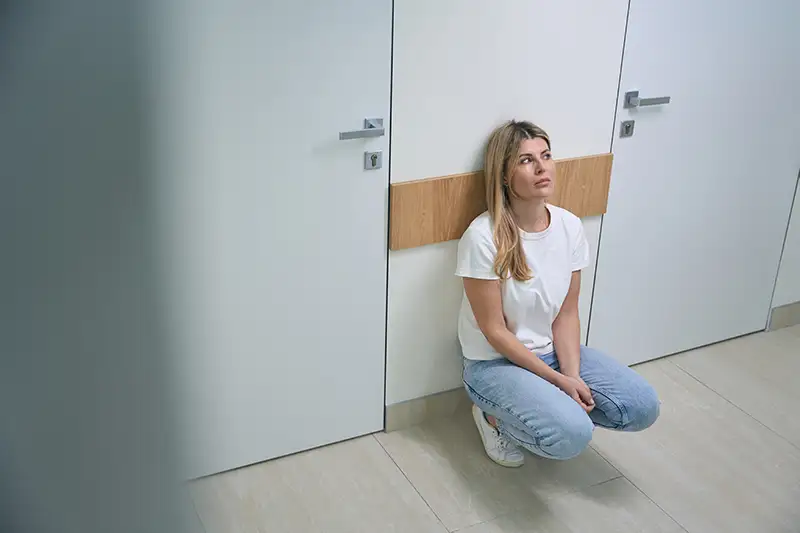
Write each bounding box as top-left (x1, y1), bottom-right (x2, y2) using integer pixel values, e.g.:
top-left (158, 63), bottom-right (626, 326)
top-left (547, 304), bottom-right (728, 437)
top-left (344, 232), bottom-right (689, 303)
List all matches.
top-left (511, 198), bottom-right (549, 233)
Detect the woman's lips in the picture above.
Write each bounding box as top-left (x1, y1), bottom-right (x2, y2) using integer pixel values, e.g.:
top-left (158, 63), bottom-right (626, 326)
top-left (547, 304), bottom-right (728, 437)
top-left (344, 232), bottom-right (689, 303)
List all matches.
top-left (534, 178), bottom-right (551, 186)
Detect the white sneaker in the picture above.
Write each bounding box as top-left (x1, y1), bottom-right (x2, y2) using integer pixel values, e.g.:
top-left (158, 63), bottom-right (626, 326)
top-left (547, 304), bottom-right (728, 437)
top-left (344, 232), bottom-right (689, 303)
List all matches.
top-left (471, 405), bottom-right (524, 467)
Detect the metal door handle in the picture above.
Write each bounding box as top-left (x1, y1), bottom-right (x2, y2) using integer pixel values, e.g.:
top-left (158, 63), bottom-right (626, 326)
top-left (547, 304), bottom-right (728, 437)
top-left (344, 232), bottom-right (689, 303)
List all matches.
top-left (624, 91), bottom-right (671, 108)
top-left (339, 118), bottom-right (385, 140)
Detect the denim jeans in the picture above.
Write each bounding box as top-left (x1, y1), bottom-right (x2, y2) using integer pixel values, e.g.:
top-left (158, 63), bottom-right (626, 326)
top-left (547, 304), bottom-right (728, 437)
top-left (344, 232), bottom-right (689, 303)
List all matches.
top-left (463, 346), bottom-right (660, 460)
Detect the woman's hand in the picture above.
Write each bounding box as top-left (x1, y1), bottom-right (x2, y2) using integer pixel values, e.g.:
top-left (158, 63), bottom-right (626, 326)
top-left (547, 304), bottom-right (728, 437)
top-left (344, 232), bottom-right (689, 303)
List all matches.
top-left (555, 374), bottom-right (595, 413)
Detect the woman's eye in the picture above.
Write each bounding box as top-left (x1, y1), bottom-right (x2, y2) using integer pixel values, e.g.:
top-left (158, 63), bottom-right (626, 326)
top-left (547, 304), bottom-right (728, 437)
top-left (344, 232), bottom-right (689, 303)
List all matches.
top-left (520, 157), bottom-right (532, 164)
top-left (543, 153), bottom-right (551, 160)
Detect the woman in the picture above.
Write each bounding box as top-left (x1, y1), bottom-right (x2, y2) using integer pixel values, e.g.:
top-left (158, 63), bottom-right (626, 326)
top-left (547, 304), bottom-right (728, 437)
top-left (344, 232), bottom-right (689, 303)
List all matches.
top-left (457, 120), bottom-right (659, 467)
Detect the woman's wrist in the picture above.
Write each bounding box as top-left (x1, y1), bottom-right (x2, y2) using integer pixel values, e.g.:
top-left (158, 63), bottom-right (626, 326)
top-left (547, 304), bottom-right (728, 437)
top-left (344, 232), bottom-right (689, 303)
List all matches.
top-left (560, 367), bottom-right (580, 378)
top-left (547, 369), bottom-right (569, 387)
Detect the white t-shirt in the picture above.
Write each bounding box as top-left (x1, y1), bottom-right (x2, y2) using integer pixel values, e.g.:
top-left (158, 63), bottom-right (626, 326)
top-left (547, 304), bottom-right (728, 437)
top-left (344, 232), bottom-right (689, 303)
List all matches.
top-left (456, 205), bottom-right (590, 361)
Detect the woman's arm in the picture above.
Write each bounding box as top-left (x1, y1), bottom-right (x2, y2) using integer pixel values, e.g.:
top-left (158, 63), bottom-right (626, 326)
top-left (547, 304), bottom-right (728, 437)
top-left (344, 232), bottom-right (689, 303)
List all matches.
top-left (463, 277), bottom-right (564, 385)
top-left (552, 271), bottom-right (594, 411)
top-left (552, 271), bottom-right (582, 377)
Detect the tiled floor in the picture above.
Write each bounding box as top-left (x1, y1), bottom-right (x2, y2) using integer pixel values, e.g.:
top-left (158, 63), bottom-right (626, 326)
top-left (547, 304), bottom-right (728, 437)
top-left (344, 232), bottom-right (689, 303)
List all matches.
top-left (189, 325), bottom-right (800, 533)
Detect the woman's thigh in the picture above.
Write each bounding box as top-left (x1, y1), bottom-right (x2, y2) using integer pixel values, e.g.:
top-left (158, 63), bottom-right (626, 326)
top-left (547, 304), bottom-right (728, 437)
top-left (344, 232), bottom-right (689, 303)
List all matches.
top-left (463, 357), bottom-right (593, 460)
top-left (576, 346), bottom-right (660, 431)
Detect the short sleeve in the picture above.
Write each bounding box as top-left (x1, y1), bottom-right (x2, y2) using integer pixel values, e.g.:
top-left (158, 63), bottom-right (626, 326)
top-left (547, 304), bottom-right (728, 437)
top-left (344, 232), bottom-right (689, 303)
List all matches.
top-left (571, 219), bottom-right (591, 271)
top-left (456, 226), bottom-right (500, 280)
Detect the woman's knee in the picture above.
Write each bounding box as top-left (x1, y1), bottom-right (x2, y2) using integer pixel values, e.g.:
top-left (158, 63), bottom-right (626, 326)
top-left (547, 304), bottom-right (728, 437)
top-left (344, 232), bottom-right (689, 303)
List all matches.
top-left (536, 415), bottom-right (594, 460)
top-left (623, 382), bottom-right (660, 431)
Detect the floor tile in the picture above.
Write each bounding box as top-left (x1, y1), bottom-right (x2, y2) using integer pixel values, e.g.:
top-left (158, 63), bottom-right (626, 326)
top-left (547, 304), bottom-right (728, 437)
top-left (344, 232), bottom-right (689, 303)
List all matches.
top-left (187, 503), bottom-right (206, 533)
top-left (375, 406), bottom-right (620, 531)
top-left (176, 484), bottom-right (207, 532)
top-left (591, 359), bottom-right (800, 533)
top-left (190, 436), bottom-right (447, 533)
top-left (459, 477), bottom-right (684, 533)
top-left (670, 326), bottom-right (800, 447)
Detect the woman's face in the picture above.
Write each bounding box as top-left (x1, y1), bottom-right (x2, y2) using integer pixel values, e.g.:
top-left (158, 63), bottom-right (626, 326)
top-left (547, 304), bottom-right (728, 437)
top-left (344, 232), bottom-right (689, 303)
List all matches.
top-left (507, 137), bottom-right (555, 200)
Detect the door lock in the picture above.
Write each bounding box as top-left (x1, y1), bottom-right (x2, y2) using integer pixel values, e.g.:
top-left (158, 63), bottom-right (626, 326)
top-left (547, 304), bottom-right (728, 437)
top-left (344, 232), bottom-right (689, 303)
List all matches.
top-left (364, 150), bottom-right (383, 170)
top-left (620, 120), bottom-right (635, 138)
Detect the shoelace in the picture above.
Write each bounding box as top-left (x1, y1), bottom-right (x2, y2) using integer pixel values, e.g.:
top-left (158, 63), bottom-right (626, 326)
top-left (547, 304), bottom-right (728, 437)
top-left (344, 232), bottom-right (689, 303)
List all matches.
top-left (484, 414), bottom-right (517, 452)
top-left (496, 433), bottom-right (515, 451)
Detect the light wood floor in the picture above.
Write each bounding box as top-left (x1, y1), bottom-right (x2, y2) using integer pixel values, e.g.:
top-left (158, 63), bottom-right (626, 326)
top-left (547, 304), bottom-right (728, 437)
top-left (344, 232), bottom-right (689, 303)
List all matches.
top-left (189, 325), bottom-right (800, 533)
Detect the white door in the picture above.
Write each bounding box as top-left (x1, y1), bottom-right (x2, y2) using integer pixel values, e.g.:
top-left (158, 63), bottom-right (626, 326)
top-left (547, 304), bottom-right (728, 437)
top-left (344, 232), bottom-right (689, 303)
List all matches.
top-left (588, 0), bottom-right (800, 365)
top-left (155, 0), bottom-right (391, 477)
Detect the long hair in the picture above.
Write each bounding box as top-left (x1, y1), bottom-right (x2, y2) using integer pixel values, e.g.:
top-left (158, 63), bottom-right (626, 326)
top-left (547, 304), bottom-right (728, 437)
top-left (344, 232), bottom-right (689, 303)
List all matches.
top-left (484, 120), bottom-right (551, 281)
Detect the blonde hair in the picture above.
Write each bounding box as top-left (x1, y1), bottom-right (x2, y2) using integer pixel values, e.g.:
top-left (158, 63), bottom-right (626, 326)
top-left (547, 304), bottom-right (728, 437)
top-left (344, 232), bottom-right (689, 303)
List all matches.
top-left (484, 120), bottom-right (551, 281)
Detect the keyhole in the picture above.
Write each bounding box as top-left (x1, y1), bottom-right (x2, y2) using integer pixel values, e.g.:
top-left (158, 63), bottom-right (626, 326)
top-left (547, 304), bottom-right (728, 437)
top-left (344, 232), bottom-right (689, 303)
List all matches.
top-left (371, 153), bottom-right (378, 167)
top-left (620, 120), bottom-right (635, 138)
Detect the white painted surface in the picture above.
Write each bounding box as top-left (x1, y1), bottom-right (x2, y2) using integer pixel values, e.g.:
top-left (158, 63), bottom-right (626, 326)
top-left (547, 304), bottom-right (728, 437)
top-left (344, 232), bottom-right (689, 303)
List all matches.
top-left (387, 0), bottom-right (628, 405)
top-left (386, 242), bottom-right (465, 402)
top-left (153, 0), bottom-right (391, 477)
top-left (589, 0), bottom-right (800, 365)
top-left (773, 182), bottom-right (800, 308)
top-left (580, 217), bottom-right (602, 339)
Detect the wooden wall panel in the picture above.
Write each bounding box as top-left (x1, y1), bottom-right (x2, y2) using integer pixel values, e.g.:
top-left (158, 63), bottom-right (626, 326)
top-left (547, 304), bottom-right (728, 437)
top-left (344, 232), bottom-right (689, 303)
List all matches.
top-left (389, 153), bottom-right (613, 250)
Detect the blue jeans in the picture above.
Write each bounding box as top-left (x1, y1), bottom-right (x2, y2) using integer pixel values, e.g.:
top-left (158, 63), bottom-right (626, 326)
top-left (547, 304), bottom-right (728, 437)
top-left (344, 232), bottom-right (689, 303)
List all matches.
top-left (463, 346), bottom-right (660, 460)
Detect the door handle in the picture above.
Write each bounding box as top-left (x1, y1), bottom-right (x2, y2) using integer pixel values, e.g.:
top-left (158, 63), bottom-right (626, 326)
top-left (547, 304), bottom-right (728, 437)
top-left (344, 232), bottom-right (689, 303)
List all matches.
top-left (624, 90), bottom-right (671, 109)
top-left (339, 118), bottom-right (385, 140)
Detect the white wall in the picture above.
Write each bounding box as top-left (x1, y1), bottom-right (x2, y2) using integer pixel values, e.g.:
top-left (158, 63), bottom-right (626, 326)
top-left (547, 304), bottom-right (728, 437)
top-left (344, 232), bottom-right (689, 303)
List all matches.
top-left (387, 0), bottom-right (629, 405)
top-left (773, 181), bottom-right (800, 308)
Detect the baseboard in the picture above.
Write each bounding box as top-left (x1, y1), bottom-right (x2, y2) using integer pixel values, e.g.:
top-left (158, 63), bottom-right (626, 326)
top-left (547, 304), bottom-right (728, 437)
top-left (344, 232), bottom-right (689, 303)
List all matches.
top-left (768, 301), bottom-right (800, 330)
top-left (384, 388), bottom-right (470, 432)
